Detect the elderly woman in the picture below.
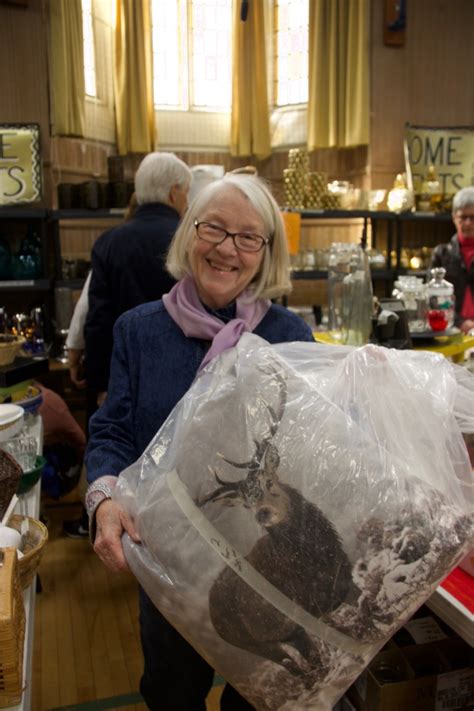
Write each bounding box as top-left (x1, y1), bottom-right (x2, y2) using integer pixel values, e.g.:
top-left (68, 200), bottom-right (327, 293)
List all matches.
top-left (84, 174), bottom-right (314, 710)
top-left (430, 186), bottom-right (474, 334)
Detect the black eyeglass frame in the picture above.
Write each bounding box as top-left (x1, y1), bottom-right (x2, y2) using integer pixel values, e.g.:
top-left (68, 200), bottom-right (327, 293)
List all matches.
top-left (194, 220), bottom-right (271, 253)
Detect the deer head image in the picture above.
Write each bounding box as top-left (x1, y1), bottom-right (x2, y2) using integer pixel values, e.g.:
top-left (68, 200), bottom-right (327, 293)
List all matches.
top-left (199, 363), bottom-right (360, 680)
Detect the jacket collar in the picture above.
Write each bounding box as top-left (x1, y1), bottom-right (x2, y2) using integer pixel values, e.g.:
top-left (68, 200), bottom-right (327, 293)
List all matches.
top-left (135, 202), bottom-right (180, 219)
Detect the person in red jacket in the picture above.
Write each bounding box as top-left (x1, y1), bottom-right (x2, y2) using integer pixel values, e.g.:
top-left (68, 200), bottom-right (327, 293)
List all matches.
top-left (430, 186), bottom-right (474, 335)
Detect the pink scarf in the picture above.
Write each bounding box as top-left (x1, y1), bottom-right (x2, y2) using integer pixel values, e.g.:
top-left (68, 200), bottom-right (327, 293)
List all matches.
top-left (162, 275), bottom-right (271, 370)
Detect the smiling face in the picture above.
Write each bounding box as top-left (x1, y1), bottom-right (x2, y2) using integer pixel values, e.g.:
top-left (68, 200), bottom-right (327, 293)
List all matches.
top-left (189, 185), bottom-right (267, 309)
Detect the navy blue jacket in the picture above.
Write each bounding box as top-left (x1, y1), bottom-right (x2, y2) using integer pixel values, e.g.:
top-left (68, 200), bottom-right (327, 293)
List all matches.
top-left (85, 301), bottom-right (314, 483)
top-left (84, 203), bottom-right (180, 391)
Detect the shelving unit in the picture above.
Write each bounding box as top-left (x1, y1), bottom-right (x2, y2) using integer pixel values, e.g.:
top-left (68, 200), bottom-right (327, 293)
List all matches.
top-left (291, 210), bottom-right (454, 300)
top-left (48, 208), bottom-right (124, 284)
top-left (0, 209), bottom-right (55, 341)
top-left (300, 209), bottom-right (398, 264)
top-left (0, 208), bottom-right (51, 284)
top-left (0, 206), bottom-right (457, 341)
top-left (299, 208), bottom-right (453, 267)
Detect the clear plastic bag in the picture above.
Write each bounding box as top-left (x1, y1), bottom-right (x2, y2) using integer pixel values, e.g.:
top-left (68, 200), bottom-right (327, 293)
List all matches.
top-left (114, 334), bottom-right (474, 710)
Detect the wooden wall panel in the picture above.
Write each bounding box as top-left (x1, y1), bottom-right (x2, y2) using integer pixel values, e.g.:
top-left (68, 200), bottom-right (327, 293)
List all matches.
top-left (50, 136), bottom-right (116, 207)
top-left (0, 0), bottom-right (51, 204)
top-left (370, 0), bottom-right (474, 191)
top-left (59, 218), bottom-right (123, 263)
top-left (111, 145), bottom-right (369, 207)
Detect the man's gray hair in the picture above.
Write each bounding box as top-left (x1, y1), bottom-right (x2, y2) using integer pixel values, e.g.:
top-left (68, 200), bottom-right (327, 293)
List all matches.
top-left (135, 152), bottom-right (192, 205)
top-left (452, 186), bottom-right (474, 213)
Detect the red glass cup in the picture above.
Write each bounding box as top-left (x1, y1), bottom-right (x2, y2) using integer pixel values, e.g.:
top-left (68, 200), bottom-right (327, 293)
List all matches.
top-left (428, 310), bottom-right (448, 332)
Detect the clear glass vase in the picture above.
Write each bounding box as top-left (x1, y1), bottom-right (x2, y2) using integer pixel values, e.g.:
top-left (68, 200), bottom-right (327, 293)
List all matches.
top-left (328, 243), bottom-right (373, 345)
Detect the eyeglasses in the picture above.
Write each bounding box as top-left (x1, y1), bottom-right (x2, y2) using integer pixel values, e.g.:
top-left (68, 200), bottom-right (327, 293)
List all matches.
top-left (194, 220), bottom-right (270, 253)
top-left (455, 213), bottom-right (474, 222)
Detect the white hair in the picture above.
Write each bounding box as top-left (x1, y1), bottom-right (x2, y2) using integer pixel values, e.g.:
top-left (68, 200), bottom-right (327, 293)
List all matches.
top-left (134, 152), bottom-right (192, 205)
top-left (166, 174), bottom-right (292, 300)
top-left (452, 186), bottom-right (474, 213)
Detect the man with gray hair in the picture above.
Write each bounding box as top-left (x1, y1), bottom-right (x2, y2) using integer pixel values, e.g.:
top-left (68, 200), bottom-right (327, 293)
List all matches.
top-left (85, 151), bottom-right (192, 400)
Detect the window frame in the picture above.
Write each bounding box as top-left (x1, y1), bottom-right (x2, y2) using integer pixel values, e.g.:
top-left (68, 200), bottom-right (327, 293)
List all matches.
top-left (273, 0), bottom-right (309, 109)
top-left (82, 0), bottom-right (98, 100)
top-left (152, 0), bottom-right (232, 114)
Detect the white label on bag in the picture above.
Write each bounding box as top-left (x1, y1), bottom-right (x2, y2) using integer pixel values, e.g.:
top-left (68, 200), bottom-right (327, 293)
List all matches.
top-left (435, 669), bottom-right (474, 710)
top-left (404, 617), bottom-right (448, 644)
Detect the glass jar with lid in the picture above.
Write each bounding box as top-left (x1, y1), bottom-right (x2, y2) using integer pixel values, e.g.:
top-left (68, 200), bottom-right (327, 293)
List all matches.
top-left (426, 267), bottom-right (455, 331)
top-left (392, 276), bottom-right (428, 333)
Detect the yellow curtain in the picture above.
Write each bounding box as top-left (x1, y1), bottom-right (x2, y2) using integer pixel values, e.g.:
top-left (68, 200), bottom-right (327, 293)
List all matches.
top-left (230, 0), bottom-right (271, 160)
top-left (114, 0), bottom-right (155, 155)
top-left (308, 0), bottom-right (369, 150)
top-left (50, 0), bottom-right (85, 137)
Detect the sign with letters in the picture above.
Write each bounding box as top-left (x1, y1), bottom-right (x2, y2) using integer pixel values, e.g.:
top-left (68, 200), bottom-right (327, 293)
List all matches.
top-left (0, 124), bottom-right (42, 205)
top-left (404, 123), bottom-right (474, 194)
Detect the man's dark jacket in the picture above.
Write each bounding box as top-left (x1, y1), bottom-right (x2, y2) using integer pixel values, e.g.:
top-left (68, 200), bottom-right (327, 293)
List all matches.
top-left (84, 202), bottom-right (179, 391)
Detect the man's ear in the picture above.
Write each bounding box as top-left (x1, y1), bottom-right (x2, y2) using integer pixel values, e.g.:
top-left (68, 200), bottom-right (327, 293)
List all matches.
top-left (169, 184), bottom-right (179, 205)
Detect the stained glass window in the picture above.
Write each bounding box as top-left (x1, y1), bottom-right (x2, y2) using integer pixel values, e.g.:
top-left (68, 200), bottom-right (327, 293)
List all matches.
top-left (152, 0), bottom-right (187, 107)
top-left (151, 0), bottom-right (231, 111)
top-left (82, 0), bottom-right (97, 98)
top-left (275, 0), bottom-right (309, 106)
top-left (190, 0), bottom-right (232, 109)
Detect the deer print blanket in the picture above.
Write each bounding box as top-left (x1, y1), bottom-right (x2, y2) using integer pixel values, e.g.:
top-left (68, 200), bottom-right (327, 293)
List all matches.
top-left (115, 334), bottom-right (474, 711)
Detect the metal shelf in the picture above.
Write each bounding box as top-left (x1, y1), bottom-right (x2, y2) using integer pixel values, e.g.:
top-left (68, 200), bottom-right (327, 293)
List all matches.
top-left (291, 269), bottom-right (396, 281)
top-left (298, 209), bottom-right (452, 222)
top-left (0, 208), bottom-right (48, 219)
top-left (55, 278), bottom-right (86, 289)
top-left (398, 211), bottom-right (452, 222)
top-left (0, 278), bottom-right (51, 291)
top-left (50, 208), bottom-right (126, 220)
top-left (299, 209), bottom-right (396, 220)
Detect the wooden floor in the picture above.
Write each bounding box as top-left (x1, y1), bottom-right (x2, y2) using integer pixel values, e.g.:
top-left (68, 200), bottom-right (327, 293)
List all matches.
top-left (31, 499), bottom-right (223, 711)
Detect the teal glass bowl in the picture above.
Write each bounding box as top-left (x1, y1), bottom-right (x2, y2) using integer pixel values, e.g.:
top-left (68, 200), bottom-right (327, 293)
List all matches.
top-left (17, 455), bottom-right (47, 496)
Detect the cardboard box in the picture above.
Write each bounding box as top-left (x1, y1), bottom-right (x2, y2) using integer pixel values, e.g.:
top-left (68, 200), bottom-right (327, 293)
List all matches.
top-left (347, 637), bottom-right (474, 711)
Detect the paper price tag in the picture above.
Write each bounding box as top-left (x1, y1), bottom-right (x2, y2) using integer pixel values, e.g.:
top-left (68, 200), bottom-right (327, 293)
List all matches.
top-left (404, 617), bottom-right (448, 644)
top-left (436, 668), bottom-right (474, 710)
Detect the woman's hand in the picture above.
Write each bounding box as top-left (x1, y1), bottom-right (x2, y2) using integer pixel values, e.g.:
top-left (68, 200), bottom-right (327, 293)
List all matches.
top-left (460, 319), bottom-right (474, 335)
top-left (93, 499), bottom-right (141, 572)
top-left (68, 348), bottom-right (87, 389)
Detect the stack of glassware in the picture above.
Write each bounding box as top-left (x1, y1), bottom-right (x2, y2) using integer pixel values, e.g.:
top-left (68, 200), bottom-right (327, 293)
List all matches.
top-left (392, 268), bottom-right (455, 334)
top-left (1, 431), bottom-right (37, 472)
top-left (392, 276), bottom-right (428, 333)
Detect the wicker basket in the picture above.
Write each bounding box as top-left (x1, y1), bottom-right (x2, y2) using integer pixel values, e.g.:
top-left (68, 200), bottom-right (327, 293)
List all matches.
top-left (0, 451), bottom-right (22, 521)
top-left (0, 548), bottom-right (25, 708)
top-left (0, 336), bottom-right (25, 367)
top-left (8, 515), bottom-right (48, 590)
